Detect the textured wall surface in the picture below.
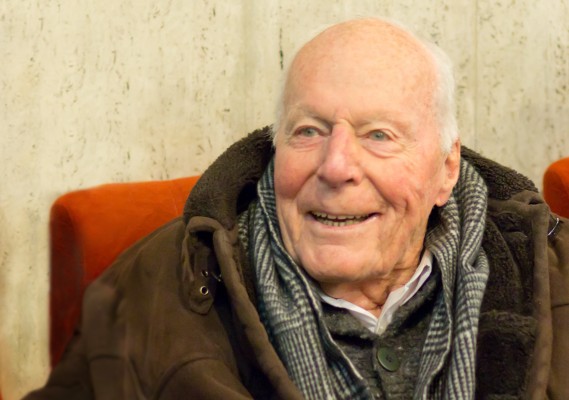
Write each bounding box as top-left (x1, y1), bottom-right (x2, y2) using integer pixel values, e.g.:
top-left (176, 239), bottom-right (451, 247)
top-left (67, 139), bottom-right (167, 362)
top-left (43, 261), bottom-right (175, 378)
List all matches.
top-left (1, 1), bottom-right (568, 398)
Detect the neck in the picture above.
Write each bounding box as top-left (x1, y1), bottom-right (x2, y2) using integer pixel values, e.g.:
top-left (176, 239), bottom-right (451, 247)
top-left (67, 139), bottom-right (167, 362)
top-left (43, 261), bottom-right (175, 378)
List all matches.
top-left (319, 261), bottom-right (420, 318)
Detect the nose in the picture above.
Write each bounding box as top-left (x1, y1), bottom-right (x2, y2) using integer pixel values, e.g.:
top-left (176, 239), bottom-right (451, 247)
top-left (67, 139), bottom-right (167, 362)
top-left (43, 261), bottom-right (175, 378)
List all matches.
top-left (316, 124), bottom-right (363, 187)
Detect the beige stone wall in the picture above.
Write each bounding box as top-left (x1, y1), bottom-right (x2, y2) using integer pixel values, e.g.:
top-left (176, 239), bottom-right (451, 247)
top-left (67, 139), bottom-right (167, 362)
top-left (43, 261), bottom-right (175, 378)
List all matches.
top-left (1, 1), bottom-right (568, 398)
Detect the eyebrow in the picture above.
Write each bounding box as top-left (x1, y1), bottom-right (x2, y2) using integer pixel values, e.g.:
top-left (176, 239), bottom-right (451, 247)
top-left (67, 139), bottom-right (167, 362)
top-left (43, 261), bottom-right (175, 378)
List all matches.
top-left (283, 105), bottom-right (414, 136)
top-left (282, 107), bottom-right (330, 133)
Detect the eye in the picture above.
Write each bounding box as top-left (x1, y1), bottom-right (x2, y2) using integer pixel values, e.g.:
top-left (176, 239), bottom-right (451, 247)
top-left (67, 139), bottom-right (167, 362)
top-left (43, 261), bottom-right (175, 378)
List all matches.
top-left (296, 127), bottom-right (320, 137)
top-left (369, 130), bottom-right (388, 141)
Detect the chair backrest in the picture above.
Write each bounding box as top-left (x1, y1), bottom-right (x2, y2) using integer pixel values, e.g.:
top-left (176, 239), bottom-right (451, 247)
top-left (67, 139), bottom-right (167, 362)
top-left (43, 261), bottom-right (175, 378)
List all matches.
top-left (543, 157), bottom-right (569, 218)
top-left (49, 175), bottom-right (199, 366)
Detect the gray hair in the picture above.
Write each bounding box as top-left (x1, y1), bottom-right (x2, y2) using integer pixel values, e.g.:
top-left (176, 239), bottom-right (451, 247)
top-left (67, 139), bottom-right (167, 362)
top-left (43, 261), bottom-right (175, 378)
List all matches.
top-left (419, 37), bottom-right (458, 153)
top-left (273, 17), bottom-right (458, 154)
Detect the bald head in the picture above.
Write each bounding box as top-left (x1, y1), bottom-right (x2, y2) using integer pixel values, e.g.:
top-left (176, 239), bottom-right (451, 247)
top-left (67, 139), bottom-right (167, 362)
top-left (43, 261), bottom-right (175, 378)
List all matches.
top-left (290, 18), bottom-right (434, 84)
top-left (275, 18), bottom-right (457, 153)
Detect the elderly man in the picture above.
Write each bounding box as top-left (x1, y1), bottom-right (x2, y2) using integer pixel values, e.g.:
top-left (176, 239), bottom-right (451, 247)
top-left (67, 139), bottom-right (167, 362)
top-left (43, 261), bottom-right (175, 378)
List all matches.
top-left (27, 18), bottom-right (568, 399)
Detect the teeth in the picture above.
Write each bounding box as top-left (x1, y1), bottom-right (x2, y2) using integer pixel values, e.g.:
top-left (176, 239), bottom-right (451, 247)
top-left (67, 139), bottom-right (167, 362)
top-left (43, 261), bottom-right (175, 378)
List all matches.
top-left (312, 212), bottom-right (370, 226)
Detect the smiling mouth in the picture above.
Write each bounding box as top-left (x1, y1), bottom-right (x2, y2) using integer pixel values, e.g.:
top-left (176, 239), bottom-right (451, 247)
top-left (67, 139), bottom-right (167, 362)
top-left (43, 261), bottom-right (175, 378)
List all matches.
top-left (311, 212), bottom-right (373, 227)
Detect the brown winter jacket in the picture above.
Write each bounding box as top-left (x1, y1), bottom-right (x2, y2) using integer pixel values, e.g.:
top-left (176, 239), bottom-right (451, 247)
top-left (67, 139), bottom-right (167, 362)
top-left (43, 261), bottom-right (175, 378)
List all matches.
top-left (26, 127), bottom-right (569, 399)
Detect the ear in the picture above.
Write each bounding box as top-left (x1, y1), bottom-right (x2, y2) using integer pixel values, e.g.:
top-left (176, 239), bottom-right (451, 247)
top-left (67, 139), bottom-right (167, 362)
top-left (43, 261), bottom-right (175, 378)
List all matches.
top-left (435, 140), bottom-right (461, 207)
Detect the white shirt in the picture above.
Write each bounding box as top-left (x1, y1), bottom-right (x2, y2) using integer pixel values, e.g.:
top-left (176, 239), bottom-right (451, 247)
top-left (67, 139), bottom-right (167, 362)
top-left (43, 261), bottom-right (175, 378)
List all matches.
top-left (318, 249), bottom-right (433, 335)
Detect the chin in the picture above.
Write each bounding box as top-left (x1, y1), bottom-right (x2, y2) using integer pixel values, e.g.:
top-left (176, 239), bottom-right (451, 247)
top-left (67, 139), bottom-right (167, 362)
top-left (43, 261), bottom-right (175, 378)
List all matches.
top-left (300, 254), bottom-right (378, 283)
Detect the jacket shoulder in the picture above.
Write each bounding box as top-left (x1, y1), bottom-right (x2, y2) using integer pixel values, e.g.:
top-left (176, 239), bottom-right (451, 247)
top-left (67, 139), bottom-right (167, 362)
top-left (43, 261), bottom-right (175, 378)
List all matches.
top-left (461, 146), bottom-right (537, 201)
top-left (546, 216), bottom-right (569, 398)
top-left (98, 217), bottom-right (187, 284)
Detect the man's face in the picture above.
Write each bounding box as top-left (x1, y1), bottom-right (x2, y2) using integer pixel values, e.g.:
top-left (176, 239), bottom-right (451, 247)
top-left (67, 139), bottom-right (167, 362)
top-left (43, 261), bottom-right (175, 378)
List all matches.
top-left (273, 25), bottom-right (459, 287)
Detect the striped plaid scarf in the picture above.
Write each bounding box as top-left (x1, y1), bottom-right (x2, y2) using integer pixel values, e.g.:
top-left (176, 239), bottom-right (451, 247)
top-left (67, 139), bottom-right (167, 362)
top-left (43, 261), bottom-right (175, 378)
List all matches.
top-left (246, 158), bottom-right (489, 399)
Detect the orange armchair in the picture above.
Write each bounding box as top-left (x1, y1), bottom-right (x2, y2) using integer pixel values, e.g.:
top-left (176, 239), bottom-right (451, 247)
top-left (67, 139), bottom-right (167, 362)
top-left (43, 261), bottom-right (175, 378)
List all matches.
top-left (543, 157), bottom-right (569, 218)
top-left (49, 176), bottom-right (199, 366)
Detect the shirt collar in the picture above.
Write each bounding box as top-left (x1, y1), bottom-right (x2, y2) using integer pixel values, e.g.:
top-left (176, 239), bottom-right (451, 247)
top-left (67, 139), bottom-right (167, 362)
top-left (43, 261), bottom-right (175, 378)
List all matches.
top-left (318, 249), bottom-right (433, 335)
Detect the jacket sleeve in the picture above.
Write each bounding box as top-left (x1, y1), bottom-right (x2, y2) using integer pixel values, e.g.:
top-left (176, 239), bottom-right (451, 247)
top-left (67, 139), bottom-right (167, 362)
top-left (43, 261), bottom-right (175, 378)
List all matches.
top-left (548, 217), bottom-right (569, 399)
top-left (22, 333), bottom-right (94, 400)
top-left (157, 359), bottom-right (254, 400)
top-left (23, 277), bottom-right (126, 400)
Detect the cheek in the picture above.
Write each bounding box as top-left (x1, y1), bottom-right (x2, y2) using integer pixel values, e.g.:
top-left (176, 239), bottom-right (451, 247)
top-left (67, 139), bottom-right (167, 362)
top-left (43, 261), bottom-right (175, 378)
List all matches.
top-left (376, 161), bottom-right (439, 211)
top-left (274, 157), bottom-right (294, 202)
top-left (274, 148), bottom-right (310, 201)
top-left (273, 150), bottom-right (307, 260)
top-left (374, 163), bottom-right (422, 205)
